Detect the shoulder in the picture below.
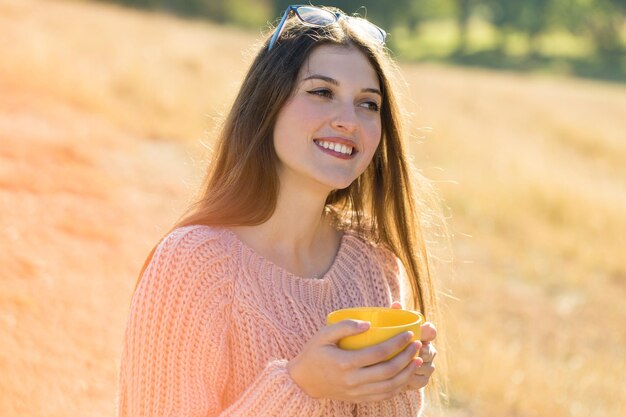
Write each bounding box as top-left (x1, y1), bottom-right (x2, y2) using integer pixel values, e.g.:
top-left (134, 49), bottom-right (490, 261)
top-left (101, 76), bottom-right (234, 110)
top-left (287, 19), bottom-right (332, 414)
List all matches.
top-left (154, 224), bottom-right (233, 262)
top-left (344, 231), bottom-right (403, 280)
top-left (159, 224), bottom-right (231, 250)
top-left (344, 231), bottom-right (407, 302)
top-left (343, 230), bottom-right (401, 273)
top-left (137, 225), bottom-right (237, 297)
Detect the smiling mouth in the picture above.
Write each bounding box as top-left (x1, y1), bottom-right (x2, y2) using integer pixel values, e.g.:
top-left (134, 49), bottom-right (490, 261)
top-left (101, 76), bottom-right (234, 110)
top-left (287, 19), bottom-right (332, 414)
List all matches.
top-left (313, 139), bottom-right (357, 158)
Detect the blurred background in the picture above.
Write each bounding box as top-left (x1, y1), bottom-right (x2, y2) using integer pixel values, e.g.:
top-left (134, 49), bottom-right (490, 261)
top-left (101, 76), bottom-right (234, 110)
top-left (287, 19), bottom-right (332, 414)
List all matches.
top-left (0, 0), bottom-right (624, 416)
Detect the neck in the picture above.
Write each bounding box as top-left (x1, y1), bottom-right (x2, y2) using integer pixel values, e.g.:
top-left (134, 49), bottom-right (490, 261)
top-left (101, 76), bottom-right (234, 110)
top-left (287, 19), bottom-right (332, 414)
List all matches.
top-left (240, 178), bottom-right (334, 251)
top-left (229, 168), bottom-right (342, 277)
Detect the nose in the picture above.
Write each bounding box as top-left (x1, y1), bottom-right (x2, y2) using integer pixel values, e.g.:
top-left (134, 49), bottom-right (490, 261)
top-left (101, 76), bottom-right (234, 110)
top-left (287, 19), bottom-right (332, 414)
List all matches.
top-left (330, 102), bottom-right (358, 133)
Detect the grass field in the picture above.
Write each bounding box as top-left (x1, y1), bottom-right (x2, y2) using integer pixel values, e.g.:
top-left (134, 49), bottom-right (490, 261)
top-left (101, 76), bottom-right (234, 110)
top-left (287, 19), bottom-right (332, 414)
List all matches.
top-left (1, 0), bottom-right (625, 416)
top-left (391, 17), bottom-right (626, 82)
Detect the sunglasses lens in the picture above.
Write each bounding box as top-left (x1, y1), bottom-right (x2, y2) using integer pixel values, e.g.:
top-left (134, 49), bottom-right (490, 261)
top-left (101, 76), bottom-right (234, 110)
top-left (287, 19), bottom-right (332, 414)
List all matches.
top-left (296, 6), bottom-right (337, 26)
top-left (346, 16), bottom-right (387, 44)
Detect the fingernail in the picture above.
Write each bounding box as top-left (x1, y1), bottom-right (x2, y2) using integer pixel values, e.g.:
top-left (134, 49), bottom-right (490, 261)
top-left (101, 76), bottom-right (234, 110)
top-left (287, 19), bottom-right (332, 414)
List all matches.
top-left (413, 341), bottom-right (422, 350)
top-left (405, 331), bottom-right (414, 341)
top-left (358, 321), bottom-right (371, 330)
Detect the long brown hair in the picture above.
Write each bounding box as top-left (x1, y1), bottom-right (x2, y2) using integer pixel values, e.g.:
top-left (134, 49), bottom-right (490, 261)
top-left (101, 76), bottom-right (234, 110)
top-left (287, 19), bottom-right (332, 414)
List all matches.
top-left (137, 7), bottom-right (448, 405)
top-left (142, 13), bottom-right (428, 300)
top-left (135, 5), bottom-right (445, 402)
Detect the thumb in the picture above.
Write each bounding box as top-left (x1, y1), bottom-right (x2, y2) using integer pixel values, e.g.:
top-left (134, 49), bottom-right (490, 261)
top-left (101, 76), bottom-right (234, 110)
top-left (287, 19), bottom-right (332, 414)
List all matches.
top-left (320, 320), bottom-right (370, 344)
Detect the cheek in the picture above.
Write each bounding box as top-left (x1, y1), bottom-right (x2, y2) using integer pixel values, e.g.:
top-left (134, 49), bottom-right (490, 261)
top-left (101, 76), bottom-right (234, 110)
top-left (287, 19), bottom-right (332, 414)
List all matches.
top-left (274, 100), bottom-right (320, 141)
top-left (365, 121), bottom-right (382, 155)
top-left (290, 100), bottom-right (327, 130)
top-left (357, 122), bottom-right (382, 171)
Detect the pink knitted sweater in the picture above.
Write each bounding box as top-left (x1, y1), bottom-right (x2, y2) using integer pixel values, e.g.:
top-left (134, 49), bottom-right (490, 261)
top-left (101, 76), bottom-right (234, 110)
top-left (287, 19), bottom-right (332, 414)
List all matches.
top-left (117, 225), bottom-right (424, 416)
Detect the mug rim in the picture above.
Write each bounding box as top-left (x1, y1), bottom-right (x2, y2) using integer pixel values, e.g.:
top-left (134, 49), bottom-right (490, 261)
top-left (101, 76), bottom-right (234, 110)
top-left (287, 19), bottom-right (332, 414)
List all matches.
top-left (326, 306), bottom-right (424, 329)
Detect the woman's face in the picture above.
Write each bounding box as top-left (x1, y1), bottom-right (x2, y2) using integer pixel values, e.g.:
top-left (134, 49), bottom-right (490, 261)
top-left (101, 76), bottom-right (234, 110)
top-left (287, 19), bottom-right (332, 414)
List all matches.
top-left (273, 44), bottom-right (382, 192)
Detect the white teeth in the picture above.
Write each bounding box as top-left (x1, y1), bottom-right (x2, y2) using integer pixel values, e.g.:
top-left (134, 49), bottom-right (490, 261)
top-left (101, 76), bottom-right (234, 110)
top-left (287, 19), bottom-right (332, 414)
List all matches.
top-left (315, 140), bottom-right (354, 155)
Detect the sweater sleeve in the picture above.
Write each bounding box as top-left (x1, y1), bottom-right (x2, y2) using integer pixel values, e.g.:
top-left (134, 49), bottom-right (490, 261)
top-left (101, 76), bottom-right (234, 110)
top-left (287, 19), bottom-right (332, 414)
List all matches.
top-left (219, 359), bottom-right (330, 416)
top-left (356, 390), bottom-right (423, 417)
top-left (117, 226), bottom-right (328, 417)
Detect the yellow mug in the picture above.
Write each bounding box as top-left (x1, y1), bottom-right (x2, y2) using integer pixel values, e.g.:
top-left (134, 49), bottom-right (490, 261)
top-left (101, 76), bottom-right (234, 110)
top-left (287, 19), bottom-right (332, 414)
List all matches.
top-left (326, 307), bottom-right (424, 357)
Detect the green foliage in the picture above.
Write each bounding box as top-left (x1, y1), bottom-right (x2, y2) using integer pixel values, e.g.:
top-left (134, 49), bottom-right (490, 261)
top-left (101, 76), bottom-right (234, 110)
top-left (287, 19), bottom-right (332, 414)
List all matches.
top-left (94, 0), bottom-right (625, 80)
top-left (224, 0), bottom-right (272, 28)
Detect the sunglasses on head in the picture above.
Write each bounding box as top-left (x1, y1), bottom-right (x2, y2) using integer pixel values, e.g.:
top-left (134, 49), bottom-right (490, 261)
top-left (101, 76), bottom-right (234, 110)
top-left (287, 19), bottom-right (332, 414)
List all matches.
top-left (268, 5), bottom-right (387, 51)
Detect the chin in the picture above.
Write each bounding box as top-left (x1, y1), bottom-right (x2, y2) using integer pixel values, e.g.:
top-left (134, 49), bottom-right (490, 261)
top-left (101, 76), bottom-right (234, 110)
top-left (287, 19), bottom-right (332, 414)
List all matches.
top-left (319, 176), bottom-right (357, 191)
top-left (306, 167), bottom-right (362, 192)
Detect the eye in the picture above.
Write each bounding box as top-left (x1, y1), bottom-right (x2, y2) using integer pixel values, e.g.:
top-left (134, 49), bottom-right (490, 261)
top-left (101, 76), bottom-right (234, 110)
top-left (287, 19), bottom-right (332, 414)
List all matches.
top-left (307, 88), bottom-right (333, 99)
top-left (360, 100), bottom-right (380, 112)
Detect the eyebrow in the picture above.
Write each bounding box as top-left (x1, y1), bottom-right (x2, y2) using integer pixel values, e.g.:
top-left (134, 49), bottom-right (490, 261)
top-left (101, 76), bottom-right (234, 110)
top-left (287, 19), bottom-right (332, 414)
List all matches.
top-left (302, 74), bottom-right (382, 97)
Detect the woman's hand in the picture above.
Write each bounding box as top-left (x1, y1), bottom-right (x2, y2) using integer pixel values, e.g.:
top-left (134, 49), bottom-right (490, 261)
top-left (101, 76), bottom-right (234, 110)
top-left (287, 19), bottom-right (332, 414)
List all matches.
top-left (287, 319), bottom-right (424, 403)
top-left (391, 301), bottom-right (437, 391)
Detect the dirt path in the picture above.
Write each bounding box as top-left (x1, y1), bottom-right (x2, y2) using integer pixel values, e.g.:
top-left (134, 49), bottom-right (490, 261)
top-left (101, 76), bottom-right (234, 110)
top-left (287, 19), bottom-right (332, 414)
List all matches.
top-left (0, 83), bottom-right (197, 416)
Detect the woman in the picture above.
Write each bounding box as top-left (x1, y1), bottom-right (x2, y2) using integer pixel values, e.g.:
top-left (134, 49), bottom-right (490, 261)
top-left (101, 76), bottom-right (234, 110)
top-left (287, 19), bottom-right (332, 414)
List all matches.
top-left (117, 5), bottom-right (444, 416)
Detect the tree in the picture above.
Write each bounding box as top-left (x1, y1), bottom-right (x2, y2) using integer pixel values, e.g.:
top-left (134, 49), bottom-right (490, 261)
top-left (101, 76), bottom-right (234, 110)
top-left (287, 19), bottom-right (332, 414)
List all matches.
top-left (477, 0), bottom-right (553, 55)
top-left (551, 0), bottom-right (625, 58)
top-left (453, 0), bottom-right (472, 53)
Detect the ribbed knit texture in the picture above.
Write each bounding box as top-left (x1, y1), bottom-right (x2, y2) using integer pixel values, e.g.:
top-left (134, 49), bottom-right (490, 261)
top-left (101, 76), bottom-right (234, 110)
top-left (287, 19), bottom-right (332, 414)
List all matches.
top-left (117, 225), bottom-right (423, 416)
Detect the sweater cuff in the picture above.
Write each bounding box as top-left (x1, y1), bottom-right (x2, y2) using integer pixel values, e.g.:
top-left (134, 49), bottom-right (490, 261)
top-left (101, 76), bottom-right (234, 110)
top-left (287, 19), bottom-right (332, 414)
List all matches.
top-left (355, 388), bottom-right (424, 416)
top-left (269, 360), bottom-right (328, 410)
top-left (224, 359), bottom-right (328, 416)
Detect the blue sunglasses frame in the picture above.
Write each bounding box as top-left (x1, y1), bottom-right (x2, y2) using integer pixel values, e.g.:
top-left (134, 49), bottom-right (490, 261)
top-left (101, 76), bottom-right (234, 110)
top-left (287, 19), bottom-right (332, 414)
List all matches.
top-left (268, 5), bottom-right (387, 51)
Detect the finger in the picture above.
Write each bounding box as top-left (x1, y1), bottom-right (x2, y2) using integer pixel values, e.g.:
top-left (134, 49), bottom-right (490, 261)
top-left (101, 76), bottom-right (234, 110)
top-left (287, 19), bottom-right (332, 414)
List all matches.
top-left (356, 340), bottom-right (421, 383)
top-left (405, 374), bottom-right (432, 391)
top-left (418, 343), bottom-right (437, 363)
top-left (352, 331), bottom-right (418, 367)
top-left (415, 361), bottom-right (436, 378)
top-left (355, 357), bottom-right (419, 398)
top-left (391, 302), bottom-right (402, 309)
top-left (320, 320), bottom-right (370, 345)
top-left (420, 322), bottom-right (437, 343)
